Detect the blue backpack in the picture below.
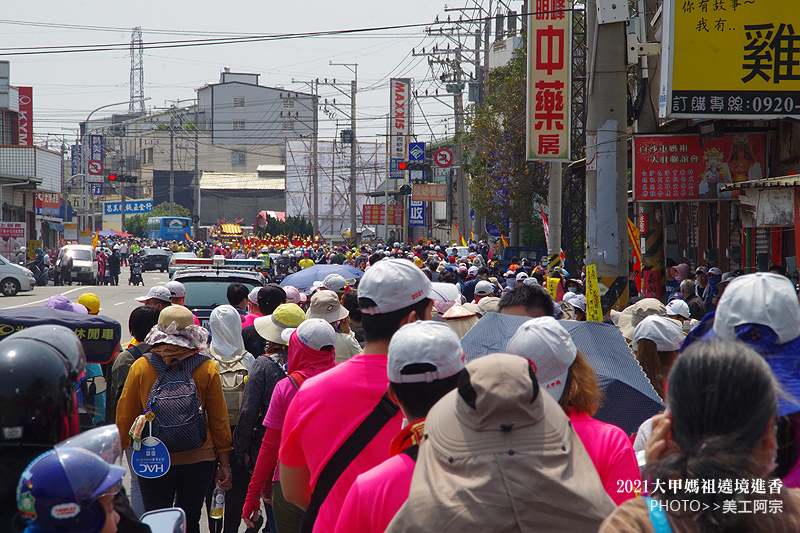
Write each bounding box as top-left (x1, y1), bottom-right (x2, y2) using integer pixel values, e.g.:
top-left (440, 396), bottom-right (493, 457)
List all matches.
top-left (145, 352), bottom-right (209, 453)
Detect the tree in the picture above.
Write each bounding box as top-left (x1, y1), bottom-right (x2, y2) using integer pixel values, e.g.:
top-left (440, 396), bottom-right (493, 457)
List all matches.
top-left (462, 39), bottom-right (550, 245)
top-left (126, 202), bottom-right (191, 238)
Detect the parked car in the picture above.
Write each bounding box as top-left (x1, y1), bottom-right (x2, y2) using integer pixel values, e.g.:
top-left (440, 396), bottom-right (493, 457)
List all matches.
top-left (173, 268), bottom-right (265, 329)
top-left (0, 255), bottom-right (36, 296)
top-left (169, 251), bottom-right (198, 277)
top-left (445, 246), bottom-right (470, 258)
top-left (141, 248), bottom-right (170, 272)
top-left (54, 245), bottom-right (98, 285)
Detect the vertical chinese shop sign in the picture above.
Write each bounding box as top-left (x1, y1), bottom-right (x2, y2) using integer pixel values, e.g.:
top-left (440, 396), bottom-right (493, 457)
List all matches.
top-left (526, 0), bottom-right (573, 162)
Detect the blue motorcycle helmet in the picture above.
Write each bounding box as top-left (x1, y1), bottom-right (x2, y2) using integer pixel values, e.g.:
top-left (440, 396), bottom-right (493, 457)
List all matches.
top-left (17, 427), bottom-right (125, 533)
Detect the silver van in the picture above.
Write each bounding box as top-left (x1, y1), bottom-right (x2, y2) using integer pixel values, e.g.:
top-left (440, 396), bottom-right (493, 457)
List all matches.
top-left (55, 245), bottom-right (98, 285)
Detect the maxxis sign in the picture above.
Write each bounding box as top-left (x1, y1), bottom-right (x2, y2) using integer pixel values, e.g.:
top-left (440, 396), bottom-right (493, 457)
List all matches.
top-left (660, 0), bottom-right (800, 119)
top-left (390, 78), bottom-right (411, 167)
top-left (526, 0), bottom-right (573, 162)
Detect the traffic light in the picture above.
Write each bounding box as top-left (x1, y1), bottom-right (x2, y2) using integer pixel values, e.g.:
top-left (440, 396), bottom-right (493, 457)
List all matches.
top-left (398, 161), bottom-right (432, 183)
top-left (106, 173), bottom-right (137, 183)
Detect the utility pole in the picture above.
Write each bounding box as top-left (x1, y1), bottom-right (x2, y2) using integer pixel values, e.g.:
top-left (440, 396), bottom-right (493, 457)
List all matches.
top-left (453, 50), bottom-right (469, 243)
top-left (169, 111), bottom-right (175, 217)
top-left (585, 4), bottom-right (630, 313)
top-left (194, 100), bottom-right (200, 236)
top-left (119, 138), bottom-right (126, 234)
top-left (312, 79), bottom-right (319, 237)
top-left (328, 62), bottom-right (359, 246)
top-left (547, 162), bottom-right (562, 272)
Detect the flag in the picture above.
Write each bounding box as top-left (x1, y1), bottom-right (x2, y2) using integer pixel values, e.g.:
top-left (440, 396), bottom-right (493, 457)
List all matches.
top-left (184, 231), bottom-right (191, 241)
top-left (454, 223), bottom-right (467, 246)
top-left (470, 229), bottom-right (475, 242)
top-left (91, 229), bottom-right (99, 249)
top-left (500, 233), bottom-right (509, 248)
top-left (539, 204), bottom-right (550, 250)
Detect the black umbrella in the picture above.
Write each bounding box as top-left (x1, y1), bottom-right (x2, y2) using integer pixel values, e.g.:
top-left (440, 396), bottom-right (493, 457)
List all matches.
top-left (461, 312), bottom-right (665, 434)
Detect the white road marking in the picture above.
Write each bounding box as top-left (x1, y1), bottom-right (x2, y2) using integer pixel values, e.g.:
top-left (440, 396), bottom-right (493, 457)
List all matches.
top-left (114, 302), bottom-right (126, 305)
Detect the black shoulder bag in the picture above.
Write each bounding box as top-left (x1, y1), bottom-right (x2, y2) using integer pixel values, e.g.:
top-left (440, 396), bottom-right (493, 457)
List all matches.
top-left (298, 393), bottom-right (399, 533)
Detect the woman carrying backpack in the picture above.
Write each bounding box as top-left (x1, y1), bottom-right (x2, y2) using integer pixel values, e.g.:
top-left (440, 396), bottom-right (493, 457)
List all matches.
top-left (206, 305), bottom-right (257, 533)
top-left (242, 318), bottom-right (337, 533)
top-left (116, 305), bottom-right (232, 533)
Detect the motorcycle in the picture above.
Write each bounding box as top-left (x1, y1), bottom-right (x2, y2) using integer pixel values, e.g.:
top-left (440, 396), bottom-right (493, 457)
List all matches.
top-left (26, 260), bottom-right (50, 286)
top-left (129, 262), bottom-right (144, 286)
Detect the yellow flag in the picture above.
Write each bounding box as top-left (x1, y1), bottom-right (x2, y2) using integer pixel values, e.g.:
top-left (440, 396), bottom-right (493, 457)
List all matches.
top-left (546, 277), bottom-right (559, 300)
top-left (91, 229), bottom-right (99, 249)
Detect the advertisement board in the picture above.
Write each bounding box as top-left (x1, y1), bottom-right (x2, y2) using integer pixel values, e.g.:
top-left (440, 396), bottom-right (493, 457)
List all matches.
top-left (660, 0), bottom-right (800, 119)
top-left (526, 0), bottom-right (573, 161)
top-left (389, 78), bottom-right (411, 178)
top-left (103, 200), bottom-right (153, 215)
top-left (362, 204), bottom-right (404, 226)
top-left (412, 183), bottom-right (446, 202)
top-left (35, 192), bottom-right (61, 217)
top-left (632, 133), bottom-right (766, 201)
top-left (17, 87), bottom-right (32, 146)
top-left (408, 200), bottom-right (426, 227)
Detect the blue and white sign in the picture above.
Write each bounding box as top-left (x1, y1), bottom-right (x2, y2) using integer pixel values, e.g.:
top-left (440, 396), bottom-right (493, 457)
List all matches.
top-left (70, 145), bottom-right (82, 177)
top-left (486, 220), bottom-right (510, 238)
top-left (389, 157), bottom-right (405, 179)
top-left (409, 142), bottom-right (425, 161)
top-left (104, 200), bottom-right (153, 215)
top-left (89, 135), bottom-right (103, 161)
top-left (91, 184), bottom-right (103, 197)
top-left (409, 199), bottom-right (425, 227)
top-left (131, 437), bottom-right (170, 479)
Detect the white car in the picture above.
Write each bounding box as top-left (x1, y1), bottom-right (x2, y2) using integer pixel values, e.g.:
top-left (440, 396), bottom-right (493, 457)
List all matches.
top-left (0, 255), bottom-right (35, 296)
top-left (169, 251), bottom-right (198, 277)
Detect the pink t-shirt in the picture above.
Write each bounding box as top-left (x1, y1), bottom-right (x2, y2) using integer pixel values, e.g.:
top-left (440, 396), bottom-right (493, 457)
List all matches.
top-left (333, 453), bottom-right (414, 533)
top-left (242, 312), bottom-right (261, 329)
top-left (568, 411), bottom-right (641, 505)
top-left (279, 353), bottom-right (403, 533)
top-left (261, 377), bottom-right (299, 482)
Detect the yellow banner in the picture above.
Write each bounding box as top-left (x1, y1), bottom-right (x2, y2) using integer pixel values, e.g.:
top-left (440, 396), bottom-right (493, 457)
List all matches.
top-left (665, 0), bottom-right (800, 118)
top-left (546, 277), bottom-right (559, 300)
top-left (585, 264), bottom-right (604, 322)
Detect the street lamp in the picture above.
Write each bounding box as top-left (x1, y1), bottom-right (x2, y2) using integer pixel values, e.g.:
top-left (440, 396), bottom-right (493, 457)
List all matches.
top-left (79, 97), bottom-right (149, 235)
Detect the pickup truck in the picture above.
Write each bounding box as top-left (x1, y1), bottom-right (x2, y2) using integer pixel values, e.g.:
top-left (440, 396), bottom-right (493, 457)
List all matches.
top-left (496, 246), bottom-right (547, 272)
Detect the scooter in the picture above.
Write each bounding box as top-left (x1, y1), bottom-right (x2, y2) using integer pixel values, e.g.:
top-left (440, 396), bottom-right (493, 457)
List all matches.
top-left (129, 262), bottom-right (144, 286)
top-left (26, 260), bottom-right (49, 286)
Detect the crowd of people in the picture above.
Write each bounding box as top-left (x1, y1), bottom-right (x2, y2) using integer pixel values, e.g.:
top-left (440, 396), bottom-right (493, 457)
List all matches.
top-left (5, 233), bottom-right (800, 533)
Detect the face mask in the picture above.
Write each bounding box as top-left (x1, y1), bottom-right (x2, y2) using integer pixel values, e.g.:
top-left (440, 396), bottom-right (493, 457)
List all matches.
top-left (568, 287), bottom-right (578, 293)
top-left (708, 277), bottom-right (720, 289)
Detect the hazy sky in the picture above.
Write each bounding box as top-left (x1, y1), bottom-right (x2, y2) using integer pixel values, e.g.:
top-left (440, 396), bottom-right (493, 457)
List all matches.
top-left (0, 0), bottom-right (501, 148)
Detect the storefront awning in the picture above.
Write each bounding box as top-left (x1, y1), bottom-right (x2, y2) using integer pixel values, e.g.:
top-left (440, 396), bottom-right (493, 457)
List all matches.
top-left (48, 222), bottom-right (65, 232)
top-left (720, 175), bottom-right (800, 191)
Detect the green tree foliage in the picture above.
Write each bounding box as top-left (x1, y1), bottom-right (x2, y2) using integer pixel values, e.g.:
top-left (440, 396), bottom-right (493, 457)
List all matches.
top-left (463, 41), bottom-right (550, 243)
top-left (126, 202), bottom-right (191, 238)
top-left (254, 214), bottom-right (313, 238)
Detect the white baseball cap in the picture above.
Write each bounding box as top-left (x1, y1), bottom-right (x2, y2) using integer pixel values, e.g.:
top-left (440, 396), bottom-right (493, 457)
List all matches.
top-left (505, 316), bottom-right (577, 401)
top-left (281, 317), bottom-right (336, 351)
top-left (665, 299), bottom-right (690, 319)
top-left (248, 286), bottom-right (261, 304)
top-left (563, 292), bottom-right (586, 313)
top-left (516, 271), bottom-right (529, 281)
top-left (164, 280), bottom-right (186, 299)
top-left (708, 267), bottom-right (722, 276)
top-left (713, 272), bottom-right (800, 345)
top-left (283, 285), bottom-right (308, 304)
top-left (359, 259), bottom-right (437, 315)
top-left (387, 321), bottom-right (466, 383)
top-left (632, 315), bottom-right (685, 351)
top-left (467, 266), bottom-right (479, 276)
top-left (474, 280), bottom-right (495, 297)
top-left (135, 286), bottom-right (171, 304)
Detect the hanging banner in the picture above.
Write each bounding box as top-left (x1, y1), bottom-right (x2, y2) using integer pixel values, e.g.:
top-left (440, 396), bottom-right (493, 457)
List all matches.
top-left (389, 78), bottom-right (411, 179)
top-left (408, 199), bottom-right (426, 227)
top-left (632, 133), bottom-right (766, 201)
top-left (526, 0), bottom-right (573, 162)
top-left (584, 264), bottom-right (604, 322)
top-left (660, 0), bottom-right (800, 119)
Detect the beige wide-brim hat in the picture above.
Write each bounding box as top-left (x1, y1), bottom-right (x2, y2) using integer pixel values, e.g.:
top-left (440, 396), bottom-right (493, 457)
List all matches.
top-left (618, 298), bottom-right (667, 341)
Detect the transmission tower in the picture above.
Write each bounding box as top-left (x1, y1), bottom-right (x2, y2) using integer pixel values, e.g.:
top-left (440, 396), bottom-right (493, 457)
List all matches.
top-left (129, 27), bottom-right (144, 114)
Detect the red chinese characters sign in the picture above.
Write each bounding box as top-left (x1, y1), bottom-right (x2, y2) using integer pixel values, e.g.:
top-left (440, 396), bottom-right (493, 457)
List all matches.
top-left (632, 133), bottom-right (766, 201)
top-left (526, 0), bottom-right (572, 162)
top-left (362, 205), bottom-right (404, 226)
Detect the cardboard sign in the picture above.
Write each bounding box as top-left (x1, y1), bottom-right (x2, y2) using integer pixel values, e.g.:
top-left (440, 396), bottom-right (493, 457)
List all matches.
top-left (546, 277), bottom-right (559, 301)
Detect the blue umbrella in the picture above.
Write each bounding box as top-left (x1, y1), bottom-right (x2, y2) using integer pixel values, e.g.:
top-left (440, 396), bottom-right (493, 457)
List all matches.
top-left (461, 313), bottom-right (665, 435)
top-left (279, 264), bottom-right (364, 291)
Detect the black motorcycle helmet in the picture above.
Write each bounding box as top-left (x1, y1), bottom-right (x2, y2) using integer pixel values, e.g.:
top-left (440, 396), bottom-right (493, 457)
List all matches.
top-left (0, 325), bottom-right (86, 447)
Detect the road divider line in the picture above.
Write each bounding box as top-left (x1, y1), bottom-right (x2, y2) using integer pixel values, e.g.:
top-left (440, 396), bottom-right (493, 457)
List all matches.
top-left (114, 302), bottom-right (126, 305)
